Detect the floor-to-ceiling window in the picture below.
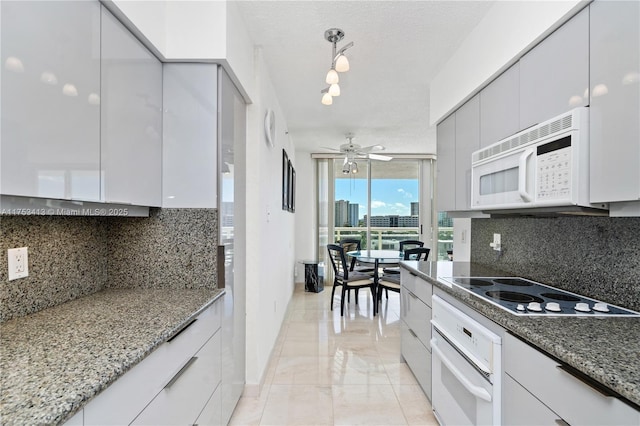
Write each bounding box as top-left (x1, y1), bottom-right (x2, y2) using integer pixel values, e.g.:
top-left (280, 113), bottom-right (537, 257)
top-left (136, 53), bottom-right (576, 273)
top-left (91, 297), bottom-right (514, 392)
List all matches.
top-left (317, 156), bottom-right (436, 265)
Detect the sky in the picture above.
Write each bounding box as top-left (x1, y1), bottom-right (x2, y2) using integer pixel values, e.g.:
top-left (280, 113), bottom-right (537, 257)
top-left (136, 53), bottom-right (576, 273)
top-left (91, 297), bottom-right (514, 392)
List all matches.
top-left (335, 178), bottom-right (419, 219)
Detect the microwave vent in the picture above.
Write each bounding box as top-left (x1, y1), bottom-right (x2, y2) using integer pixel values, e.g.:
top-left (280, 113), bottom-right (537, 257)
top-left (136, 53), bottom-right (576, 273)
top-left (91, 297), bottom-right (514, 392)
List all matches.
top-left (473, 110), bottom-right (575, 163)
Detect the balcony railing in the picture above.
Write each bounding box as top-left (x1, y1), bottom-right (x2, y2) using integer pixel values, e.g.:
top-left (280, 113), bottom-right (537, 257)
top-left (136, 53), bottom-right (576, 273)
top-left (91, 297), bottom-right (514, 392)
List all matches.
top-left (333, 226), bottom-right (454, 260)
top-left (334, 227), bottom-right (420, 250)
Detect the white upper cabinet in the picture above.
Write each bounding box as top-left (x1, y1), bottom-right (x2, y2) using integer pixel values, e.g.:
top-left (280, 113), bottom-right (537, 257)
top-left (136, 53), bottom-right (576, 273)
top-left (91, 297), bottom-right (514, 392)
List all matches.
top-left (519, 7), bottom-right (589, 130)
top-left (454, 95), bottom-right (480, 211)
top-left (480, 63), bottom-right (520, 148)
top-left (436, 95), bottom-right (481, 213)
top-left (101, 7), bottom-right (162, 206)
top-left (162, 64), bottom-right (218, 208)
top-left (436, 114), bottom-right (456, 212)
top-left (589, 0), bottom-right (640, 204)
top-left (1, 1), bottom-right (101, 201)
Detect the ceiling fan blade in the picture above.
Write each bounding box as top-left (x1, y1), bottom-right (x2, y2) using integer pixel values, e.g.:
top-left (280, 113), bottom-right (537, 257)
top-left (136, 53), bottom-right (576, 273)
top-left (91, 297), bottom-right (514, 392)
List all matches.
top-left (321, 146), bottom-right (342, 152)
top-left (359, 144), bottom-right (385, 153)
top-left (368, 153), bottom-right (393, 161)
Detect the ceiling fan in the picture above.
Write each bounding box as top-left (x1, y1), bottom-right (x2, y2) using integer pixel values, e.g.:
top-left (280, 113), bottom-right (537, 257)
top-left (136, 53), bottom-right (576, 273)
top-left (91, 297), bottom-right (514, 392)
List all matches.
top-left (324, 134), bottom-right (392, 174)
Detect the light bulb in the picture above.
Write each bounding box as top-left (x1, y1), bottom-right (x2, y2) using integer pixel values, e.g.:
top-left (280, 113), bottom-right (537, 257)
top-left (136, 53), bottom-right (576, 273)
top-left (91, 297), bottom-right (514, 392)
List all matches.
top-left (342, 161), bottom-right (350, 174)
top-left (335, 54), bottom-right (350, 72)
top-left (321, 92), bottom-right (333, 105)
top-left (329, 83), bottom-right (340, 97)
top-left (351, 162), bottom-right (358, 174)
top-left (326, 68), bottom-right (339, 84)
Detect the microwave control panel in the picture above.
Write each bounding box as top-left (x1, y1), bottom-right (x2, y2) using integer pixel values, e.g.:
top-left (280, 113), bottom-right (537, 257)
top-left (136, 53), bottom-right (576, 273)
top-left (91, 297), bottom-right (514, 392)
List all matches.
top-left (536, 136), bottom-right (572, 201)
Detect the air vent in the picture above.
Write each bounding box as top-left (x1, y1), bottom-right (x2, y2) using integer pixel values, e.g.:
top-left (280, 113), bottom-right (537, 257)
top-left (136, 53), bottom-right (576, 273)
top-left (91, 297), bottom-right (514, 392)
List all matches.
top-left (472, 109), bottom-right (580, 163)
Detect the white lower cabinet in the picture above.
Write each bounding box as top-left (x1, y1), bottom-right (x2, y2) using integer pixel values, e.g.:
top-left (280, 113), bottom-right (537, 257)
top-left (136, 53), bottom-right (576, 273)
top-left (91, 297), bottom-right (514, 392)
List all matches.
top-left (132, 332), bottom-right (221, 425)
top-left (400, 269), bottom-right (433, 401)
top-left (196, 385), bottom-right (222, 426)
top-left (503, 373), bottom-right (560, 425)
top-left (83, 300), bottom-right (222, 425)
top-left (400, 322), bottom-right (432, 400)
top-left (504, 333), bottom-right (640, 425)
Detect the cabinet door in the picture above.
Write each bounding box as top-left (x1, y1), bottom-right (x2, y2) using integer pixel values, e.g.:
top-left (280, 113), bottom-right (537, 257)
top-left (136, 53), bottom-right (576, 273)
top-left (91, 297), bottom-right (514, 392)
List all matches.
top-left (400, 321), bottom-right (432, 401)
top-left (504, 334), bottom-right (640, 426)
top-left (589, 0), bottom-right (640, 203)
top-left (1, 1), bottom-right (101, 200)
top-left (436, 113), bottom-right (456, 212)
top-left (162, 64), bottom-right (218, 208)
top-left (519, 7), bottom-right (589, 129)
top-left (195, 385), bottom-right (223, 426)
top-left (132, 331), bottom-right (222, 425)
top-left (480, 63), bottom-right (520, 147)
top-left (503, 373), bottom-right (560, 425)
top-left (454, 95), bottom-right (480, 210)
top-left (101, 7), bottom-right (162, 206)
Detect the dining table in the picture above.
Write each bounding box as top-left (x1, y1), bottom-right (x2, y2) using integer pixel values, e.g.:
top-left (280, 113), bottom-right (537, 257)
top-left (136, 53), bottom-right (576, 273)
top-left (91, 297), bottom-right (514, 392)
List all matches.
top-left (346, 249), bottom-right (404, 286)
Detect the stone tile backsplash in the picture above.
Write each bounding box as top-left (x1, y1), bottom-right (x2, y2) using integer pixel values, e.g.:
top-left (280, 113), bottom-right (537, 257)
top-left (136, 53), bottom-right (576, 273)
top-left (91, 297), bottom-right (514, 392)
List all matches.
top-left (0, 216), bottom-right (108, 321)
top-left (0, 208), bottom-right (217, 321)
top-left (106, 208), bottom-right (218, 290)
top-left (471, 216), bottom-right (640, 312)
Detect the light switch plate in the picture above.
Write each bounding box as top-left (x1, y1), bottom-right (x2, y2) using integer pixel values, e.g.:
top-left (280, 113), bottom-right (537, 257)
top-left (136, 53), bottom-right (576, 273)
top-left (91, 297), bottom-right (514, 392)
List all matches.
top-left (8, 247), bottom-right (29, 280)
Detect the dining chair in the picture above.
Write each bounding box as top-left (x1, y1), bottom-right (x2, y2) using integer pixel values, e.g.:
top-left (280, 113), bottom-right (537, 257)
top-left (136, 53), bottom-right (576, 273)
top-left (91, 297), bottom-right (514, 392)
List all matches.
top-left (337, 238), bottom-right (375, 303)
top-left (378, 247), bottom-right (430, 305)
top-left (382, 239), bottom-right (425, 276)
top-left (327, 244), bottom-right (377, 316)
top-left (337, 238), bottom-right (375, 274)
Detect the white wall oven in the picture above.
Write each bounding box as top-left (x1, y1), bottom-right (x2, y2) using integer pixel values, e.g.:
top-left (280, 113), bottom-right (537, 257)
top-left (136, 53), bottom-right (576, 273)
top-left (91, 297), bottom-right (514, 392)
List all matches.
top-left (431, 295), bottom-right (501, 425)
top-left (471, 107), bottom-right (607, 212)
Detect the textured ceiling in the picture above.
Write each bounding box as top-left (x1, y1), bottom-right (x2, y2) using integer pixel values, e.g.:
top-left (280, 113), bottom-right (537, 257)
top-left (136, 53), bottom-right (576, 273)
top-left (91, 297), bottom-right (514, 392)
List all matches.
top-left (235, 1), bottom-right (494, 154)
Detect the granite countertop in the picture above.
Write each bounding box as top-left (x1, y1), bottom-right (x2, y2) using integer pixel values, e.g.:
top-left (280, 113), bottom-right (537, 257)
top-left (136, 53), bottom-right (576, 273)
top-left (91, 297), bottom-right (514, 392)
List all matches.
top-left (0, 287), bottom-right (224, 425)
top-left (401, 260), bottom-right (640, 408)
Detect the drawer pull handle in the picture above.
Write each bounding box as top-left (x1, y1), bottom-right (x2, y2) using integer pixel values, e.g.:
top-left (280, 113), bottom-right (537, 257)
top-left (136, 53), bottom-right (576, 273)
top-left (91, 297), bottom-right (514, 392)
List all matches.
top-left (165, 356), bottom-right (198, 389)
top-left (554, 419), bottom-right (570, 426)
top-left (408, 329), bottom-right (418, 338)
top-left (556, 364), bottom-right (615, 398)
top-left (167, 318), bottom-right (198, 342)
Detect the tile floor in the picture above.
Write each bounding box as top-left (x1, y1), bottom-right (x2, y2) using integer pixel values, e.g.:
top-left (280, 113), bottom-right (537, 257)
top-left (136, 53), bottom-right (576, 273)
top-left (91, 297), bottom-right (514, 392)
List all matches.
top-left (229, 284), bottom-right (438, 425)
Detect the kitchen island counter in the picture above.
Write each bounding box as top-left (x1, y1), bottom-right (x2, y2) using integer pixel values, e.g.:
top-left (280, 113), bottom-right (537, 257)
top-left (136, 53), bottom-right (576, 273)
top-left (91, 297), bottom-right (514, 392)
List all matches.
top-left (401, 260), bottom-right (640, 408)
top-left (0, 287), bottom-right (224, 425)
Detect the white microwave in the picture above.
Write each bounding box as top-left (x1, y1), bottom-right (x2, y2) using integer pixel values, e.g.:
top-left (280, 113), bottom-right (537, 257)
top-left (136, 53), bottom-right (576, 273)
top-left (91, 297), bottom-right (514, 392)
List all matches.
top-left (471, 107), bottom-right (607, 212)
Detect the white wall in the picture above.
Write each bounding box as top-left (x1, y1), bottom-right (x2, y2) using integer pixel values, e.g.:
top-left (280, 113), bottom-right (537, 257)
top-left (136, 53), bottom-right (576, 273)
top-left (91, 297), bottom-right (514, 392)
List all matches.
top-left (107, 0), bottom-right (167, 53)
top-left (430, 0), bottom-right (586, 124)
top-left (243, 47), bottom-right (296, 394)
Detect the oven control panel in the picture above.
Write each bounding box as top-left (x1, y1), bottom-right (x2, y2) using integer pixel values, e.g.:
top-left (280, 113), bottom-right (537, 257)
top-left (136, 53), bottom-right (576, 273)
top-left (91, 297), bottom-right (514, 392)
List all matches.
top-left (431, 295), bottom-right (501, 374)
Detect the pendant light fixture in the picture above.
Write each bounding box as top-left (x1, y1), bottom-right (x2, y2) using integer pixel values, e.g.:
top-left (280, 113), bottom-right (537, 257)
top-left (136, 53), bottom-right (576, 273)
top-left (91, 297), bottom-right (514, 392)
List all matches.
top-left (320, 28), bottom-right (353, 105)
top-left (321, 88), bottom-right (333, 105)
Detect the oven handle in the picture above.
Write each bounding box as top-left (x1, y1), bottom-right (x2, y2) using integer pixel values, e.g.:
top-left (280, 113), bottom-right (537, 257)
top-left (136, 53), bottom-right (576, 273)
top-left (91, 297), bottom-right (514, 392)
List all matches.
top-left (518, 148), bottom-right (534, 202)
top-left (431, 338), bottom-right (492, 403)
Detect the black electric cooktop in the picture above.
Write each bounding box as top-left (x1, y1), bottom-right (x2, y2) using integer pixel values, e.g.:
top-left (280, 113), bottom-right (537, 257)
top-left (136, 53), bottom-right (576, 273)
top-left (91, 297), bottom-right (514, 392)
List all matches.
top-left (438, 276), bottom-right (640, 317)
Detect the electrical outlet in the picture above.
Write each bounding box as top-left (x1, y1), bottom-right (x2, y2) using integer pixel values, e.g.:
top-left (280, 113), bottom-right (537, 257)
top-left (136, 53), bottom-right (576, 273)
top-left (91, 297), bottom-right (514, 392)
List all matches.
top-left (489, 233), bottom-right (502, 251)
top-left (8, 247), bottom-right (29, 281)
